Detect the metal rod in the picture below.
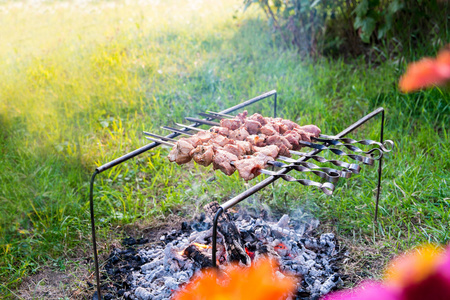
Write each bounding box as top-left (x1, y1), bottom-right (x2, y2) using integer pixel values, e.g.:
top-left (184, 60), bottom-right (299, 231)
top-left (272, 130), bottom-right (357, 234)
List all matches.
top-left (198, 112), bottom-right (225, 120)
top-left (161, 126), bottom-right (195, 136)
top-left (185, 117), bottom-right (220, 127)
top-left (374, 110), bottom-right (385, 222)
top-left (144, 136), bottom-right (175, 147)
top-left (175, 123), bottom-right (205, 132)
top-left (89, 170), bottom-right (102, 300)
top-left (211, 207), bottom-right (224, 268)
top-left (206, 111), bottom-right (234, 118)
top-left (143, 131), bottom-right (178, 142)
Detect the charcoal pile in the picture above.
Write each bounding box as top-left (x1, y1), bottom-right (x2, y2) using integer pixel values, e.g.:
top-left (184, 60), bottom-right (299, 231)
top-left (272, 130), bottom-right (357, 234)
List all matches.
top-left (101, 207), bottom-right (344, 300)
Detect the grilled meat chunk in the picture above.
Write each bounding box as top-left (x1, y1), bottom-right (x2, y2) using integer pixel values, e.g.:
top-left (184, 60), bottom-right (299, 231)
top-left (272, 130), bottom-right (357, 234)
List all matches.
top-left (223, 144), bottom-right (245, 159)
top-left (212, 149), bottom-right (238, 176)
top-left (228, 127), bottom-right (249, 141)
top-left (234, 153), bottom-right (272, 181)
top-left (168, 138), bottom-right (195, 164)
top-left (196, 131), bottom-right (216, 144)
top-left (220, 118), bottom-right (242, 131)
top-left (298, 125), bottom-right (321, 137)
top-left (190, 144), bottom-right (215, 166)
top-left (266, 135), bottom-right (293, 150)
top-left (283, 130), bottom-right (302, 150)
top-left (209, 135), bottom-right (234, 147)
top-left (236, 110), bottom-right (248, 123)
top-left (246, 134), bottom-right (266, 147)
top-left (249, 113), bottom-right (267, 125)
top-left (235, 141), bottom-right (253, 155)
top-left (210, 126), bottom-right (229, 137)
top-left (253, 145), bottom-right (279, 158)
top-left (260, 123), bottom-right (278, 136)
top-left (243, 119), bottom-right (262, 135)
top-left (233, 157), bottom-right (264, 181)
top-left (281, 119), bottom-right (300, 131)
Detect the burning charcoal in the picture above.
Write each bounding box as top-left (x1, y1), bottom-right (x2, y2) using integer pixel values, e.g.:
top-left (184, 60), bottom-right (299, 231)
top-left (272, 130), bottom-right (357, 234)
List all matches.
top-left (204, 202), bottom-right (250, 265)
top-left (183, 245), bottom-right (213, 269)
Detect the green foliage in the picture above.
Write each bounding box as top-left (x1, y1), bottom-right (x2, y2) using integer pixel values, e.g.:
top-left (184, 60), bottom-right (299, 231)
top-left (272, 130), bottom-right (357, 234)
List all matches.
top-left (243, 0), bottom-right (449, 58)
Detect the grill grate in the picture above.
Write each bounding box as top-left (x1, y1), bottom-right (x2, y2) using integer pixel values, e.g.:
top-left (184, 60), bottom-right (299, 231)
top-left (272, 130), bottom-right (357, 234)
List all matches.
top-left (88, 90), bottom-right (393, 298)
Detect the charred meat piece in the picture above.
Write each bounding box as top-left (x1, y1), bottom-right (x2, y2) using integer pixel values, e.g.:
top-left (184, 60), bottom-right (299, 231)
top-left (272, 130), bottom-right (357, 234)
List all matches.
top-left (243, 119), bottom-right (262, 135)
top-left (253, 145), bottom-right (279, 159)
top-left (212, 149), bottom-right (238, 176)
top-left (220, 118), bottom-right (242, 131)
top-left (249, 113), bottom-right (267, 125)
top-left (228, 127), bottom-right (249, 141)
top-left (190, 144), bottom-right (215, 166)
top-left (168, 139), bottom-right (195, 165)
top-left (298, 125), bottom-right (321, 137)
top-left (209, 126), bottom-right (229, 137)
top-left (260, 123), bottom-right (278, 136)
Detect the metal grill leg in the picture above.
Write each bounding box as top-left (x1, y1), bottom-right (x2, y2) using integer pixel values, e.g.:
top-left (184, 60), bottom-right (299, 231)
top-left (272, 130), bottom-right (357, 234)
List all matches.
top-left (89, 170), bottom-right (102, 300)
top-left (374, 110), bottom-right (385, 222)
top-left (211, 207), bottom-right (223, 268)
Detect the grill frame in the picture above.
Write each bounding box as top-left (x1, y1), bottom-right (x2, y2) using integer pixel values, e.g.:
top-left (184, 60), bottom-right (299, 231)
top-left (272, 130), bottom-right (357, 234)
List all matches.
top-left (88, 90), bottom-right (388, 298)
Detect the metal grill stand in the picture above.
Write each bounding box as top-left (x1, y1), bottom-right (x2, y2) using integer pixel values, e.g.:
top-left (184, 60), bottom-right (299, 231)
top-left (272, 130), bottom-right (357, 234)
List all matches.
top-left (88, 90), bottom-right (390, 299)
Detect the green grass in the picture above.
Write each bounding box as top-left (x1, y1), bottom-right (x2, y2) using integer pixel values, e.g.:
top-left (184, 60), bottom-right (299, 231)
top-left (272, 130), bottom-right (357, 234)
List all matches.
top-left (0, 0), bottom-right (449, 297)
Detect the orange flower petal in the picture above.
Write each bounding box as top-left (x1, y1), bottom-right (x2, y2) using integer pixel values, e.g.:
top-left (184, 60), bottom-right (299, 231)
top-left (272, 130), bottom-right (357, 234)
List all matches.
top-left (173, 258), bottom-right (297, 300)
top-left (399, 45), bottom-right (450, 93)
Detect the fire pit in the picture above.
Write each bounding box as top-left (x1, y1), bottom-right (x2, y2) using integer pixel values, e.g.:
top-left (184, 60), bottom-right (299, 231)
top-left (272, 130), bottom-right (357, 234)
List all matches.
top-left (89, 90), bottom-right (393, 299)
top-left (103, 208), bottom-right (343, 300)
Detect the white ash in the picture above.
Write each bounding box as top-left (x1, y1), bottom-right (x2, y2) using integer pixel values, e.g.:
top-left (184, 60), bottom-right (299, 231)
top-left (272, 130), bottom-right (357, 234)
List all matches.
top-left (118, 212), bottom-right (342, 300)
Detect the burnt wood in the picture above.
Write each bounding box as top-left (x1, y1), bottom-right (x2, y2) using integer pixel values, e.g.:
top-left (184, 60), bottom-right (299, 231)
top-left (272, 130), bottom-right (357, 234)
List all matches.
top-left (204, 202), bottom-right (250, 266)
top-left (184, 245), bottom-right (213, 269)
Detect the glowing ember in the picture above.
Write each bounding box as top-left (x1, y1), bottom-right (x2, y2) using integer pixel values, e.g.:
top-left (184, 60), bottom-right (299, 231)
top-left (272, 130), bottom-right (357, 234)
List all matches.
top-left (245, 247), bottom-right (255, 261)
top-left (173, 257), bottom-right (297, 300)
top-left (274, 243), bottom-right (288, 251)
top-left (193, 243), bottom-right (212, 250)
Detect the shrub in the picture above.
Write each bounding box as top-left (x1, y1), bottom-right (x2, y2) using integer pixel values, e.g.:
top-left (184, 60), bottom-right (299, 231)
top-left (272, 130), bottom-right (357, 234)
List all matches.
top-left (243, 0), bottom-right (449, 58)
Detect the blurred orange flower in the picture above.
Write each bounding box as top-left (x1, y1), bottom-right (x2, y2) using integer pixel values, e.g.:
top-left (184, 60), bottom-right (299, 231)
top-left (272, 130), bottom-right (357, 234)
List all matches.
top-left (399, 46), bottom-right (450, 92)
top-left (173, 258), bottom-right (297, 300)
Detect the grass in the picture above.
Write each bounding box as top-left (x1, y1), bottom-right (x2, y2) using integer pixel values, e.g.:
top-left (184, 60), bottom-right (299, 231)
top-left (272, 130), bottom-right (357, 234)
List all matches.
top-left (0, 0), bottom-right (449, 298)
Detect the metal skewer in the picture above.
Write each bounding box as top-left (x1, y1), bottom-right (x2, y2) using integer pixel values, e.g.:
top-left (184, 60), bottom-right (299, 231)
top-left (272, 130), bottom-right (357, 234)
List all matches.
top-left (185, 117), bottom-right (220, 127)
top-left (168, 124), bottom-right (377, 166)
